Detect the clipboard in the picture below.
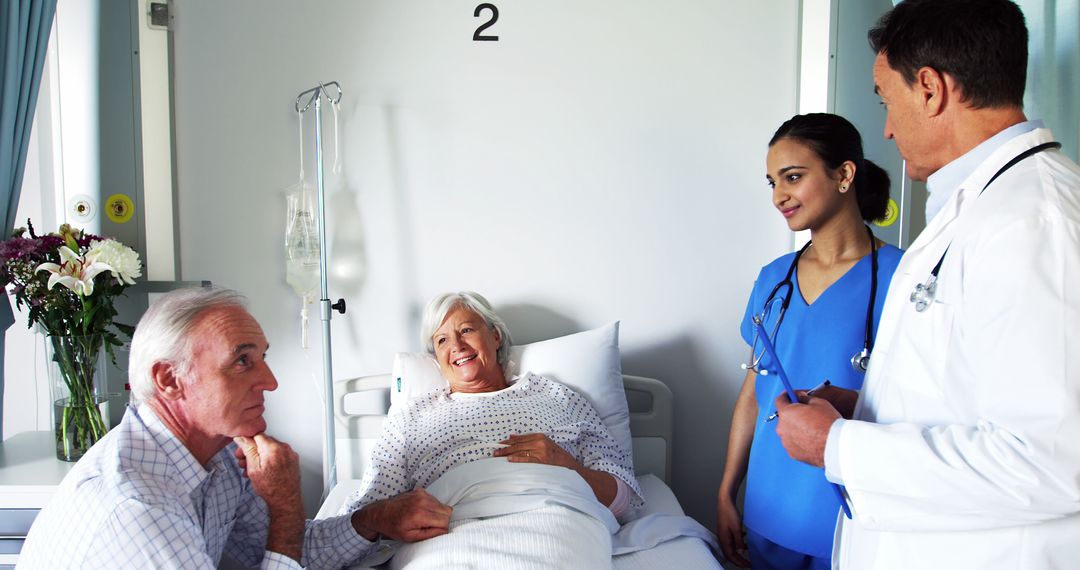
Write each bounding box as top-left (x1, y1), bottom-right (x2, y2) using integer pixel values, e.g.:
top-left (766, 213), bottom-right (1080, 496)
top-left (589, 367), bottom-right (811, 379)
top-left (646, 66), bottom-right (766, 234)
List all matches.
top-left (753, 317), bottom-right (853, 519)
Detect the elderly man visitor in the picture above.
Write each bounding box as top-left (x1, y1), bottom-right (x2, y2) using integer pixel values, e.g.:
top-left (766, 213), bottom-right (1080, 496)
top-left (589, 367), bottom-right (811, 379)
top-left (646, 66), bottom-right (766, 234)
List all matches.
top-left (17, 288), bottom-right (440, 569)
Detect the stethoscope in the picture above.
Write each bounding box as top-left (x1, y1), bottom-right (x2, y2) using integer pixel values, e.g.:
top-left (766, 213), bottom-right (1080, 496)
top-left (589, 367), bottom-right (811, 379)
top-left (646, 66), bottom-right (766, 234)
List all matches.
top-left (743, 224), bottom-right (880, 375)
top-left (910, 141), bottom-right (1061, 312)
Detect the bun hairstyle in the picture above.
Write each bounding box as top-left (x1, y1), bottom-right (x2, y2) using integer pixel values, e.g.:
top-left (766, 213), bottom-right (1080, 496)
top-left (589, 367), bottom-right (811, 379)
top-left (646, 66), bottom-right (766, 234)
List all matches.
top-left (769, 113), bottom-right (891, 222)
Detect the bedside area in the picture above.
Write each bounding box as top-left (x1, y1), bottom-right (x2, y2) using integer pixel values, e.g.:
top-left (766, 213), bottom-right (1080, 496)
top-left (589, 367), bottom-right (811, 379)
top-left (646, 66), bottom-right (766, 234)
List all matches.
top-left (0, 432), bottom-right (75, 569)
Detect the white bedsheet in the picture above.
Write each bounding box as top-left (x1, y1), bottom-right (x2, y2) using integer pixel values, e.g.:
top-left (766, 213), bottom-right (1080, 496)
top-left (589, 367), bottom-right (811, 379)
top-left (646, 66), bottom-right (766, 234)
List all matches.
top-left (614, 475), bottom-right (722, 570)
top-left (389, 504), bottom-right (611, 569)
top-left (321, 459), bottom-right (721, 569)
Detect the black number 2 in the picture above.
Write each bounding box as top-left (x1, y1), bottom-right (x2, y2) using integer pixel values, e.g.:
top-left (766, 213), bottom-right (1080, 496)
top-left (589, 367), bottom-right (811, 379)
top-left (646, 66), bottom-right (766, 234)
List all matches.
top-left (473, 3), bottom-right (499, 41)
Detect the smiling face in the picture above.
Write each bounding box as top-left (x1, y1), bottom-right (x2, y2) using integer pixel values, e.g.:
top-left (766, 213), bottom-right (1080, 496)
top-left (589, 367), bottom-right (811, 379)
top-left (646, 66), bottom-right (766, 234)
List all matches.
top-left (766, 138), bottom-right (852, 232)
top-left (181, 306), bottom-right (277, 442)
top-left (432, 305), bottom-right (506, 393)
top-left (873, 53), bottom-right (939, 181)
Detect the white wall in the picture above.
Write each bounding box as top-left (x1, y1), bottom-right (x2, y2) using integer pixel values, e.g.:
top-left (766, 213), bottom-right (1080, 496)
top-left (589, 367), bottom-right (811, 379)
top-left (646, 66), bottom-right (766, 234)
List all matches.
top-left (170, 0), bottom-right (798, 526)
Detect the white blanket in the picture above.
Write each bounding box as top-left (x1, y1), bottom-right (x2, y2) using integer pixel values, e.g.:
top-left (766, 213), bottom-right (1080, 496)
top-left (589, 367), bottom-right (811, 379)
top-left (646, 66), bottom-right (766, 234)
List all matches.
top-left (356, 458), bottom-right (717, 569)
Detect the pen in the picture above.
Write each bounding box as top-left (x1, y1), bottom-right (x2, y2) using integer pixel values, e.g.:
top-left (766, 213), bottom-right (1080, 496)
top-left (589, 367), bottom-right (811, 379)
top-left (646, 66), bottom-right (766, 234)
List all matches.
top-left (766, 380), bottom-right (831, 422)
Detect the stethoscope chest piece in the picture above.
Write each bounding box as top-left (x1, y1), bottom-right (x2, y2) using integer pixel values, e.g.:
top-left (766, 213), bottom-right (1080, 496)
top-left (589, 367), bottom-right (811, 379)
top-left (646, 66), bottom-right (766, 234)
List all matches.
top-left (850, 347), bottom-right (871, 373)
top-left (910, 274), bottom-right (938, 313)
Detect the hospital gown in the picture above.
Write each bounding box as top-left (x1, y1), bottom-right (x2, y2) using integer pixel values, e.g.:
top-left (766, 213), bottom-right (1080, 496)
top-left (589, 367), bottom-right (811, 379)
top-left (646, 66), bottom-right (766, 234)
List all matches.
top-left (340, 372), bottom-right (643, 517)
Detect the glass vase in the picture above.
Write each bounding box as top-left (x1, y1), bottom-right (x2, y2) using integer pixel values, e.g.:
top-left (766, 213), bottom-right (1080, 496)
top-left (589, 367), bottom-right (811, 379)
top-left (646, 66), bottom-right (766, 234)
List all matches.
top-left (47, 333), bottom-right (110, 461)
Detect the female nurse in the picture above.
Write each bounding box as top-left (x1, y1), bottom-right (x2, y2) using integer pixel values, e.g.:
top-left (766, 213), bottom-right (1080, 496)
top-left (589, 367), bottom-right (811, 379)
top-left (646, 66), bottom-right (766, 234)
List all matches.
top-left (716, 113), bottom-right (903, 569)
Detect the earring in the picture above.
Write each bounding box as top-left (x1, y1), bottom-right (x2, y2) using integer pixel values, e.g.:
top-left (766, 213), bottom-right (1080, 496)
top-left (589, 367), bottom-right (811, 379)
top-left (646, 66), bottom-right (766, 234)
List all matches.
top-left (840, 185), bottom-right (848, 193)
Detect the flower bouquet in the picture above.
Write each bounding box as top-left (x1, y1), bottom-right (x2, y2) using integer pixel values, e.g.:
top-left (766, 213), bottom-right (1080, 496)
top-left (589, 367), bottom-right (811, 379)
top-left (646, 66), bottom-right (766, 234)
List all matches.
top-left (0, 221), bottom-right (141, 460)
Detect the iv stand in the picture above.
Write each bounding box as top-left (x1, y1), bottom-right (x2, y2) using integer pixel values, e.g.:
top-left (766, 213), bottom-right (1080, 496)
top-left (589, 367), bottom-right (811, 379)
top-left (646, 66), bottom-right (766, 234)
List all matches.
top-left (295, 81), bottom-right (346, 498)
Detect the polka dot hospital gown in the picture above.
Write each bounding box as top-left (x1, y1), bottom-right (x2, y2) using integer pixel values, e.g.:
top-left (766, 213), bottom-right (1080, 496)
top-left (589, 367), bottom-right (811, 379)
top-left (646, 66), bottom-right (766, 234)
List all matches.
top-left (339, 373), bottom-right (643, 515)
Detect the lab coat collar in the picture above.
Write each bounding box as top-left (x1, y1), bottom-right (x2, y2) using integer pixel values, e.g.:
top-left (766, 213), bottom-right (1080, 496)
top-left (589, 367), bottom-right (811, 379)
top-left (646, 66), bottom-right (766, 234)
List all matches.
top-left (904, 127), bottom-right (1055, 259)
top-left (925, 120), bottom-right (1043, 222)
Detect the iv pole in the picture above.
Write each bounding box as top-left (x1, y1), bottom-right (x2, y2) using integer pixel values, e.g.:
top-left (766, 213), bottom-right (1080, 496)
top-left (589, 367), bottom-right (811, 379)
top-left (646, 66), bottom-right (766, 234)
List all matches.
top-left (295, 81), bottom-right (346, 497)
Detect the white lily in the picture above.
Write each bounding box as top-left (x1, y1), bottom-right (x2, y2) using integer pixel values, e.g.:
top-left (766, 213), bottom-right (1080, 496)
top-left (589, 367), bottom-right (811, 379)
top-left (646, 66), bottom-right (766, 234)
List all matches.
top-left (36, 246), bottom-right (114, 297)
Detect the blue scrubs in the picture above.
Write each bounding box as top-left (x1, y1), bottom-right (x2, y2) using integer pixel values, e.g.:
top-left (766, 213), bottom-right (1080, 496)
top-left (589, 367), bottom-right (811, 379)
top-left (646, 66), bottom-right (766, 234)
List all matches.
top-left (740, 244), bottom-right (902, 564)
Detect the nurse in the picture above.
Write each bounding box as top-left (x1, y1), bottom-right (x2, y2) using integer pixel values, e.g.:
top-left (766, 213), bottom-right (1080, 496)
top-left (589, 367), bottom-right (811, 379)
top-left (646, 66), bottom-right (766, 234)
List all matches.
top-left (716, 113), bottom-right (902, 569)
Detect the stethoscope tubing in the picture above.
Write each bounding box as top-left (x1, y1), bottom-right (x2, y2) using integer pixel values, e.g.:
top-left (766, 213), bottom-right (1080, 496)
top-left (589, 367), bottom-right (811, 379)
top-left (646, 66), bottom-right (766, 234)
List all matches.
top-left (911, 141), bottom-right (1061, 312)
top-left (748, 225), bottom-right (879, 374)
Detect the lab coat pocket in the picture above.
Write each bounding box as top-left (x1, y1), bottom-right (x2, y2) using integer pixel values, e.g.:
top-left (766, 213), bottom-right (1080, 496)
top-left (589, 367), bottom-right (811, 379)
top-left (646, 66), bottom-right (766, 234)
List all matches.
top-left (897, 295), bottom-right (955, 405)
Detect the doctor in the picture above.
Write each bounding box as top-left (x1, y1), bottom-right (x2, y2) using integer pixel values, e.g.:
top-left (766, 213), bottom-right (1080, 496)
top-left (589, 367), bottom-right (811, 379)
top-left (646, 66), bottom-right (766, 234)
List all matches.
top-left (773, 0), bottom-right (1080, 568)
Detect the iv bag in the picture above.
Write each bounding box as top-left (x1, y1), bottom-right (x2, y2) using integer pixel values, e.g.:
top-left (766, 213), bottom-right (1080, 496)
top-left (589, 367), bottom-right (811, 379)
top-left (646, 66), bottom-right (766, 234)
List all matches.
top-left (328, 185), bottom-right (367, 295)
top-left (285, 182), bottom-right (320, 298)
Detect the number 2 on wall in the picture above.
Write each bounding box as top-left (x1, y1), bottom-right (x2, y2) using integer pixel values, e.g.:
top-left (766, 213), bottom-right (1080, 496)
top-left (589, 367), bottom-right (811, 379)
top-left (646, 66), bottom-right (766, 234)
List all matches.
top-left (473, 3), bottom-right (499, 41)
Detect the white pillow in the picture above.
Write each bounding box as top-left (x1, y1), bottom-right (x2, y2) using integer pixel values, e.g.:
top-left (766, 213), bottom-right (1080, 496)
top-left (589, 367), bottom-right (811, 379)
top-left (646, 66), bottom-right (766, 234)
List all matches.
top-left (387, 321), bottom-right (631, 453)
top-left (508, 321), bottom-right (630, 454)
top-left (389, 351), bottom-right (444, 409)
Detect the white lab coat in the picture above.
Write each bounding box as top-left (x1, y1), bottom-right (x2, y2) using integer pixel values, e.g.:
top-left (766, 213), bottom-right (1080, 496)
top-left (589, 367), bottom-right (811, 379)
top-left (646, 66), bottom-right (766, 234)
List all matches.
top-left (830, 128), bottom-right (1080, 569)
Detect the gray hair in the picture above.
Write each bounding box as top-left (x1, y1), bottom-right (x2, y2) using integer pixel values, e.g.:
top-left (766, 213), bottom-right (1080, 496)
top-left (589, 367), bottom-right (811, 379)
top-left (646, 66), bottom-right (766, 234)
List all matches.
top-left (420, 291), bottom-right (513, 372)
top-left (128, 287), bottom-right (249, 404)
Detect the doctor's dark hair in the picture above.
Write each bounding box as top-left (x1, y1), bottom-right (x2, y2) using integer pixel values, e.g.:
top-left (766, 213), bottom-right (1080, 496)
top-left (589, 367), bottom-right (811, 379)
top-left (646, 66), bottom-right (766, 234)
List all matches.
top-left (421, 291), bottom-right (513, 375)
top-left (769, 113), bottom-right (891, 222)
top-left (868, 0), bottom-right (1028, 109)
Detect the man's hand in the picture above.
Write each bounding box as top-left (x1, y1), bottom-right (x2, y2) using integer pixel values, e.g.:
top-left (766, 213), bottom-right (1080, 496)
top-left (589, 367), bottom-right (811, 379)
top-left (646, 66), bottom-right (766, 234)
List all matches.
top-left (773, 395), bottom-right (841, 468)
top-left (234, 434), bottom-right (304, 562)
top-left (351, 489), bottom-right (452, 543)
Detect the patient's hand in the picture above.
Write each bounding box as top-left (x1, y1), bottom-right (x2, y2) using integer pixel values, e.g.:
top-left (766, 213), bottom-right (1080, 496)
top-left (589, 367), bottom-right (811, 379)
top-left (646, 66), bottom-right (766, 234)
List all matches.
top-left (351, 489), bottom-right (452, 543)
top-left (496, 433), bottom-right (618, 506)
top-left (494, 433), bottom-right (581, 470)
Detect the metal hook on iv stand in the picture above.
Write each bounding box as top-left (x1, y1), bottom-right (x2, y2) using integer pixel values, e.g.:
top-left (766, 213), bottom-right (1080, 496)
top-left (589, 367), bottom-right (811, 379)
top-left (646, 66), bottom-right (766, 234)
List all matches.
top-left (295, 81), bottom-right (347, 498)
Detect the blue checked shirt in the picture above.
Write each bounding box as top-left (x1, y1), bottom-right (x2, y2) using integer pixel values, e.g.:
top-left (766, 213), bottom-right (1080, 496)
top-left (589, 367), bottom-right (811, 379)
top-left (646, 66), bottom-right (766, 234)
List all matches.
top-left (17, 406), bottom-right (372, 569)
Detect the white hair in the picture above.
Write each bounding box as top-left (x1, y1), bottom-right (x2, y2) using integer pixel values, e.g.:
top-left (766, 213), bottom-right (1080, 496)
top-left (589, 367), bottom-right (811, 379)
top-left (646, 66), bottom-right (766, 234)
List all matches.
top-left (420, 291), bottom-right (513, 372)
top-left (127, 287), bottom-right (248, 404)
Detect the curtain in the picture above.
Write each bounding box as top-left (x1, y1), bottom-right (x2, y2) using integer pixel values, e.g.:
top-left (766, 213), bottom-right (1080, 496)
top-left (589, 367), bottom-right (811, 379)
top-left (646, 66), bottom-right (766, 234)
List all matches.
top-left (0, 0), bottom-right (58, 439)
top-left (1019, 0), bottom-right (1079, 161)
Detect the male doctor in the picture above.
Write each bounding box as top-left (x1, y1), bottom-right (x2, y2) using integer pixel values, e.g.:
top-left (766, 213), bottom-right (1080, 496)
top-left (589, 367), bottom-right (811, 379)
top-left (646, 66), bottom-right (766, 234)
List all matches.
top-left (772, 0), bottom-right (1080, 568)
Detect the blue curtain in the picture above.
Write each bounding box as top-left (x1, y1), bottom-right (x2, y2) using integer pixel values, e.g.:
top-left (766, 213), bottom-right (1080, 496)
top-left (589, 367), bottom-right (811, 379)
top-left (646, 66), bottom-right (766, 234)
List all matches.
top-left (0, 0), bottom-right (58, 439)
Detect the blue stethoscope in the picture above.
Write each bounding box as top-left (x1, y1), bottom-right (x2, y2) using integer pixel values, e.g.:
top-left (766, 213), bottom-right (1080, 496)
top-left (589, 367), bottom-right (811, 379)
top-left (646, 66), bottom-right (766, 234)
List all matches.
top-left (910, 141), bottom-right (1061, 312)
top-left (743, 224), bottom-right (880, 375)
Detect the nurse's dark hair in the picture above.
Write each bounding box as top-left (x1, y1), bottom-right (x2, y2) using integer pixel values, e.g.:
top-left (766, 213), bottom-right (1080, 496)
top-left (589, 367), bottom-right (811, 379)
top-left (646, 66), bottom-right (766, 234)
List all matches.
top-left (868, 0), bottom-right (1027, 109)
top-left (769, 113), bottom-right (890, 222)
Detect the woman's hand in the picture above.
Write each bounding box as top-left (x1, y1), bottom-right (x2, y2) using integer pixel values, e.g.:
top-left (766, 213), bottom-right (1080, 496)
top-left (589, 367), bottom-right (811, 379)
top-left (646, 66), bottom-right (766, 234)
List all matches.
top-left (795, 384), bottom-right (859, 419)
top-left (495, 433), bottom-right (618, 506)
top-left (493, 433), bottom-right (581, 470)
top-left (716, 496), bottom-right (750, 568)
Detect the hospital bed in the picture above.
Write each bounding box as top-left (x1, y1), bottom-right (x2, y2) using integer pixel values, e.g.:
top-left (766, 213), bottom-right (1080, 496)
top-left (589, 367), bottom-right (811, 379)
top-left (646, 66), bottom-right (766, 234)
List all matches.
top-left (315, 325), bottom-right (722, 568)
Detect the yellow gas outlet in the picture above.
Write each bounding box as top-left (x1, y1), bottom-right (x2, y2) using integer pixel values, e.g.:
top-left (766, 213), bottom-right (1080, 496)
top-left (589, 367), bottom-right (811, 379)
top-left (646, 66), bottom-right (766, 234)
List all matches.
top-left (106, 194), bottom-right (134, 224)
top-left (874, 198), bottom-right (899, 227)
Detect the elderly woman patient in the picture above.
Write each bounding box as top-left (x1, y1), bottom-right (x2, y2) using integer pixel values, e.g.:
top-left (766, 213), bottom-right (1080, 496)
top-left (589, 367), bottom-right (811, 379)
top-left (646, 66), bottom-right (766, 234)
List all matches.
top-left (337, 291), bottom-right (642, 568)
